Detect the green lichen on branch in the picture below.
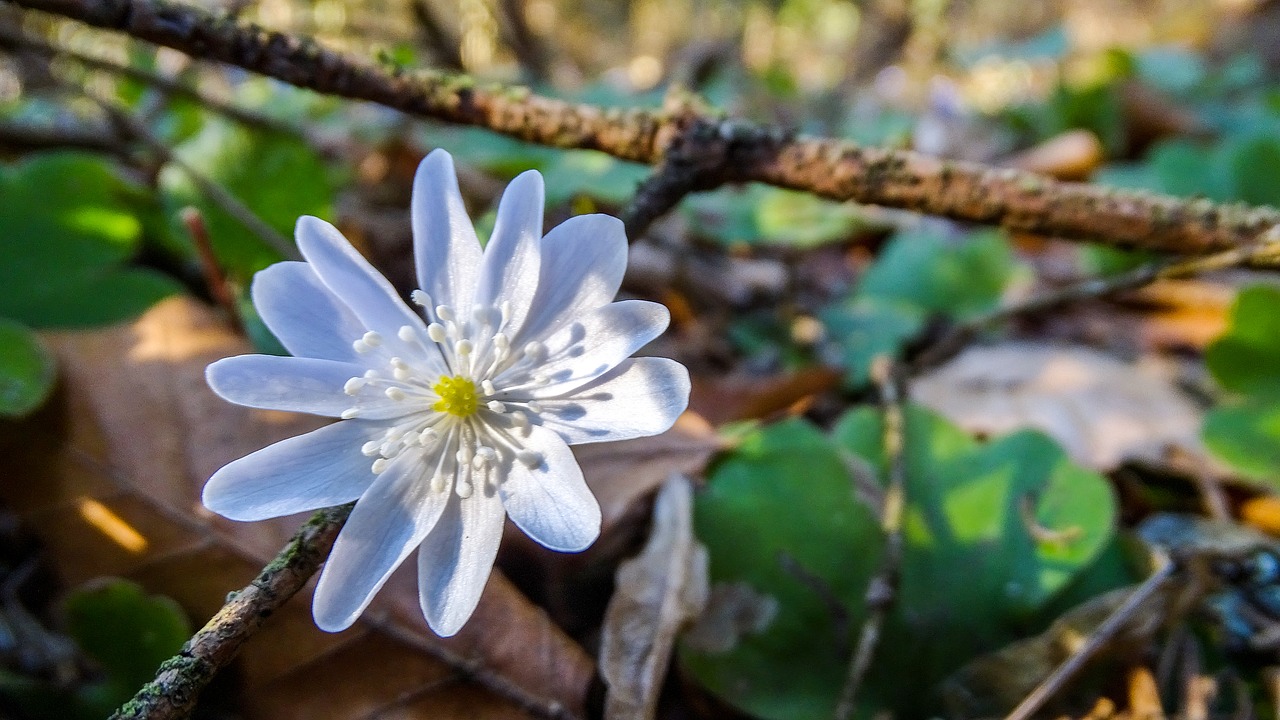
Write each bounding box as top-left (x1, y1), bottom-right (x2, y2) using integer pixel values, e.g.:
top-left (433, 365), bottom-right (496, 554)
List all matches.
top-left (108, 503), bottom-right (353, 720)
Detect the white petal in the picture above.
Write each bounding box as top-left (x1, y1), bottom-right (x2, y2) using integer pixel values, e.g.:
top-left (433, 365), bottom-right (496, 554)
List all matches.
top-left (295, 216), bottom-right (427, 344)
top-left (312, 446), bottom-right (454, 632)
top-left (413, 150), bottom-right (482, 317)
top-left (518, 214), bottom-right (627, 345)
top-left (416, 480), bottom-right (505, 636)
top-left (499, 425), bottom-right (600, 552)
top-left (251, 262), bottom-right (365, 363)
top-left (535, 357), bottom-right (690, 445)
top-left (474, 169), bottom-right (544, 335)
top-left (202, 421), bottom-right (379, 522)
top-left (501, 300), bottom-right (669, 397)
top-left (207, 355), bottom-right (363, 416)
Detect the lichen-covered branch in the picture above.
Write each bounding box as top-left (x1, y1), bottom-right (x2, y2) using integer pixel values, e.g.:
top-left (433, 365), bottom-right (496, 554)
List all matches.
top-left (110, 504), bottom-right (352, 720)
top-left (10, 0), bottom-right (1280, 255)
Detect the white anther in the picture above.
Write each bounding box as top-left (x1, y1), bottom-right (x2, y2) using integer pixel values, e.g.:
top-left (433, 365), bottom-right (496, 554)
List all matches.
top-left (362, 331), bottom-right (382, 347)
top-left (371, 458), bottom-right (389, 474)
top-left (361, 440), bottom-right (382, 456)
top-left (353, 339), bottom-right (371, 354)
top-left (411, 290), bottom-right (431, 307)
top-left (394, 368), bottom-right (411, 381)
top-left (481, 380), bottom-right (497, 395)
top-left (456, 339), bottom-right (474, 356)
top-left (343, 377), bottom-right (366, 395)
top-left (419, 428), bottom-right (439, 445)
top-left (341, 408), bottom-right (361, 420)
top-left (509, 410), bottom-right (529, 429)
top-left (532, 374), bottom-right (551, 386)
top-left (526, 401), bottom-right (544, 414)
top-left (386, 427), bottom-right (405, 443)
top-left (456, 446), bottom-right (473, 464)
top-left (435, 305), bottom-right (455, 322)
top-left (493, 333), bottom-right (510, 352)
top-left (517, 450), bottom-right (543, 468)
top-left (427, 323), bottom-right (447, 343)
top-left (473, 305), bottom-right (494, 326)
top-left (398, 325), bottom-right (417, 342)
top-left (499, 301), bottom-right (512, 325)
top-left (523, 341), bottom-right (545, 361)
top-left (385, 387), bottom-right (408, 401)
top-left (431, 475), bottom-right (447, 493)
top-left (456, 480), bottom-right (473, 498)
top-left (364, 369), bottom-right (380, 379)
top-left (487, 401), bottom-right (507, 413)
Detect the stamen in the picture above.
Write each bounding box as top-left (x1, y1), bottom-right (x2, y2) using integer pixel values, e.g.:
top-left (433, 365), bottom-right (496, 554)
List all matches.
top-left (456, 339), bottom-right (474, 356)
top-left (526, 401), bottom-right (544, 414)
top-left (481, 380), bottom-right (497, 395)
top-left (517, 450), bottom-right (543, 468)
top-left (487, 401), bottom-right (507, 413)
top-left (411, 290), bottom-right (431, 307)
top-left (435, 305), bottom-right (455, 322)
top-left (427, 323), bottom-right (447, 343)
top-left (343, 377), bottom-right (366, 395)
top-left (499, 301), bottom-right (512, 325)
top-left (508, 410), bottom-right (529, 429)
top-left (390, 357), bottom-right (412, 381)
top-left (476, 446), bottom-right (498, 464)
top-left (353, 339), bottom-right (372, 354)
top-left (456, 479), bottom-right (473, 498)
top-left (361, 440), bottom-right (382, 456)
top-left (341, 408), bottom-right (361, 420)
top-left (385, 387), bottom-right (407, 401)
top-left (493, 334), bottom-right (509, 352)
top-left (371, 457), bottom-right (389, 473)
top-left (523, 341), bottom-right (546, 363)
top-left (364, 369), bottom-right (381, 379)
top-left (397, 325), bottom-right (417, 342)
top-left (362, 331), bottom-right (382, 347)
top-left (419, 428), bottom-right (439, 445)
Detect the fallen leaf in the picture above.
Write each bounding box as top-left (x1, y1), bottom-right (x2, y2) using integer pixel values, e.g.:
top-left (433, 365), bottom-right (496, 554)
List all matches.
top-left (689, 368), bottom-right (844, 426)
top-left (0, 296), bottom-right (593, 720)
top-left (599, 475), bottom-right (708, 720)
top-left (912, 342), bottom-right (1204, 472)
top-left (1005, 130), bottom-right (1105, 181)
top-left (682, 581), bottom-right (779, 654)
top-left (576, 412), bottom-right (726, 532)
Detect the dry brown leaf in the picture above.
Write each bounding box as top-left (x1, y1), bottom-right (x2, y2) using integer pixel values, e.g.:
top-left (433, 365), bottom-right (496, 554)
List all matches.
top-left (689, 367), bottom-right (843, 426)
top-left (1005, 130), bottom-right (1105, 181)
top-left (599, 475), bottom-right (708, 720)
top-left (575, 412), bottom-right (726, 532)
top-left (912, 342), bottom-right (1205, 472)
top-left (0, 296), bottom-right (593, 720)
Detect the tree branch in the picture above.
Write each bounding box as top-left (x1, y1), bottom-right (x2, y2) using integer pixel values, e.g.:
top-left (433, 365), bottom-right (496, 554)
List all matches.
top-left (9, 0), bottom-right (1280, 256)
top-left (110, 503), bottom-right (353, 720)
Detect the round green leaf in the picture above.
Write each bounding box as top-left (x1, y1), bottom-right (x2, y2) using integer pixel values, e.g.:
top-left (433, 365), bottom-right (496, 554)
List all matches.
top-left (0, 319), bottom-right (55, 418)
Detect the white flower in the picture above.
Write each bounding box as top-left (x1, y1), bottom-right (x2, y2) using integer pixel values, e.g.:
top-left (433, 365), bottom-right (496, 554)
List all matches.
top-left (202, 149), bottom-right (690, 636)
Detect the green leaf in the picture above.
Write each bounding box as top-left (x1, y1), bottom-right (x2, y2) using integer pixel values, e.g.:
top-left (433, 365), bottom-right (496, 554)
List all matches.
top-left (833, 406), bottom-right (1117, 715)
top-left (685, 408), bottom-right (1117, 720)
top-left (162, 119), bottom-right (335, 278)
top-left (683, 184), bottom-right (868, 248)
top-left (684, 419), bottom-right (884, 720)
top-left (0, 319), bottom-right (55, 418)
top-left (820, 229), bottom-right (1016, 385)
top-left (1204, 285), bottom-right (1280, 397)
top-left (819, 297), bottom-right (925, 386)
top-left (855, 229), bottom-right (1015, 317)
top-left (0, 152), bottom-right (180, 328)
top-left (1225, 134), bottom-right (1280, 207)
top-left (64, 578), bottom-right (190, 711)
top-left (1203, 398), bottom-right (1280, 491)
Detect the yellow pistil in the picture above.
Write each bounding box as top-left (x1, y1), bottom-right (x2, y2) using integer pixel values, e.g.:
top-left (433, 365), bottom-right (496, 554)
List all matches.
top-left (432, 375), bottom-right (478, 417)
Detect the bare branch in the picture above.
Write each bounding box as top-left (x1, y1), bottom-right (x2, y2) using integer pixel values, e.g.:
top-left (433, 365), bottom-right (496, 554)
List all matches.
top-left (9, 0), bottom-right (1280, 255)
top-left (109, 504), bottom-right (352, 720)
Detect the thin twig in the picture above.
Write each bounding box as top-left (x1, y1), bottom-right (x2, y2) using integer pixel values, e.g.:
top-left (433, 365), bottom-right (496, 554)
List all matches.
top-left (109, 503), bottom-right (353, 720)
top-left (912, 229), bottom-right (1280, 372)
top-left (0, 24), bottom-right (301, 136)
top-left (1003, 556), bottom-right (1180, 720)
top-left (11, 0), bottom-right (1280, 256)
top-left (180, 206), bottom-right (242, 331)
top-left (0, 117), bottom-right (122, 153)
top-left (87, 92), bottom-right (301, 260)
top-left (833, 356), bottom-right (907, 720)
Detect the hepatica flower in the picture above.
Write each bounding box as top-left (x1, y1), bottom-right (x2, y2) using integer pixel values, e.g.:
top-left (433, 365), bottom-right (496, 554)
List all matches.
top-left (202, 150), bottom-right (690, 636)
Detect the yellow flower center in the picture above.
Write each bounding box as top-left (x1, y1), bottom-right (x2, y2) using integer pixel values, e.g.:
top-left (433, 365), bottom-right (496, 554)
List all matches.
top-left (432, 375), bottom-right (478, 417)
